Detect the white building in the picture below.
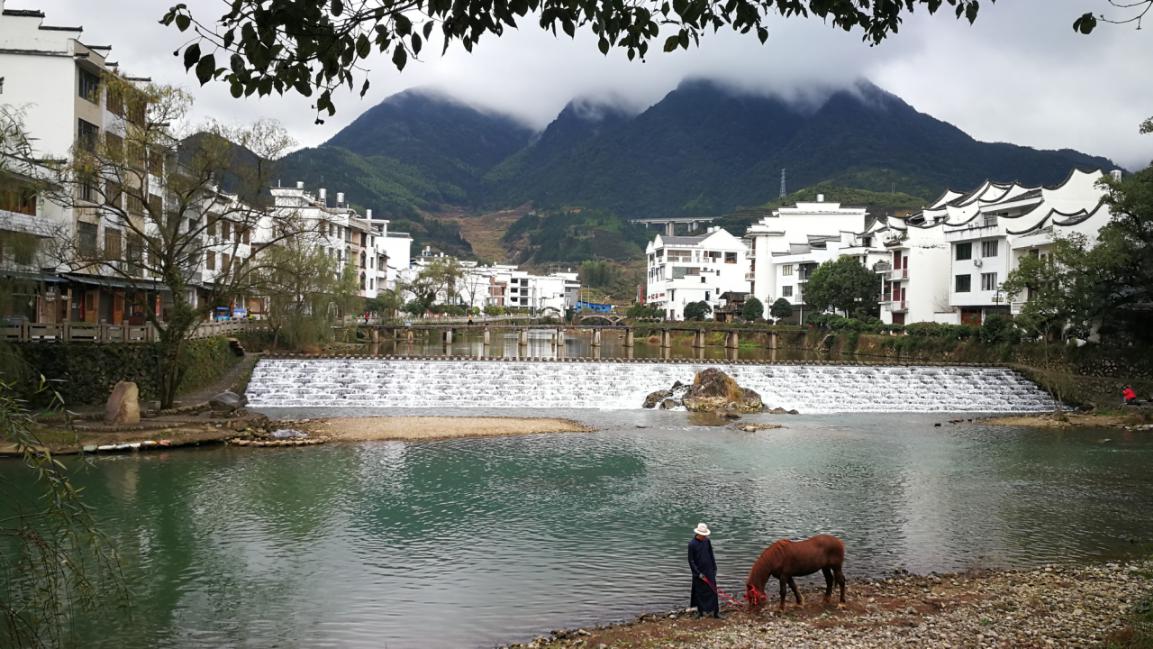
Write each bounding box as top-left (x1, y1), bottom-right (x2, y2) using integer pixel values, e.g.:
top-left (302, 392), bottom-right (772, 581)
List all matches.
top-left (1, 1), bottom-right (165, 324)
top-left (268, 183), bottom-right (412, 300)
top-left (744, 196), bottom-right (886, 319)
top-left (876, 168), bottom-right (1116, 326)
top-left (401, 252), bottom-right (579, 315)
top-left (645, 227), bottom-right (750, 320)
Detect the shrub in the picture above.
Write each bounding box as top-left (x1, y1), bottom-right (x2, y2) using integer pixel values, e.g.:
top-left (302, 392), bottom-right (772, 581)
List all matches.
top-left (683, 301), bottom-right (712, 321)
top-left (741, 297), bottom-right (764, 322)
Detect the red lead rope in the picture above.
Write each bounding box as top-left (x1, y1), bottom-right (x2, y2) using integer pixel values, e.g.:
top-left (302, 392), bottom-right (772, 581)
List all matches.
top-left (700, 576), bottom-right (755, 608)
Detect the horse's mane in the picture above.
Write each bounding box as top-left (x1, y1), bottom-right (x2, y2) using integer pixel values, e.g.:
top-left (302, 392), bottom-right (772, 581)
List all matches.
top-left (746, 539), bottom-right (790, 588)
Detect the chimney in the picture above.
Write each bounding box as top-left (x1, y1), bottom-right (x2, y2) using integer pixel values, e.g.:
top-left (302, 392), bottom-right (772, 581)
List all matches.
top-left (296, 181), bottom-right (304, 189)
top-left (336, 191), bottom-right (345, 206)
top-left (817, 194), bottom-right (825, 203)
top-left (318, 188), bottom-right (327, 204)
top-left (1110, 169), bottom-right (1123, 182)
top-left (366, 208), bottom-right (373, 220)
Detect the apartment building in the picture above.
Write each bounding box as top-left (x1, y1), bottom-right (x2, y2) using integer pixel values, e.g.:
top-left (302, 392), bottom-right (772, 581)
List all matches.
top-left (645, 227), bottom-right (749, 320)
top-left (1, 1), bottom-right (165, 324)
top-left (875, 168), bottom-right (1115, 326)
top-left (402, 252), bottom-right (579, 314)
top-left (268, 183), bottom-right (412, 299)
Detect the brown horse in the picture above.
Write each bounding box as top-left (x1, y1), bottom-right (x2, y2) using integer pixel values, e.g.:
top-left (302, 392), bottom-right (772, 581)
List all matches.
top-left (745, 534), bottom-right (846, 610)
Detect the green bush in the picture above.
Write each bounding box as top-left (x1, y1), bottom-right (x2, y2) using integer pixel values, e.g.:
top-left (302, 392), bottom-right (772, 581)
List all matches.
top-left (9, 338), bottom-right (240, 406)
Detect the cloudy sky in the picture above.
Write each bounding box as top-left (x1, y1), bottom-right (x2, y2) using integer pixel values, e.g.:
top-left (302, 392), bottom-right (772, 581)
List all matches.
top-left (20, 0), bottom-right (1153, 169)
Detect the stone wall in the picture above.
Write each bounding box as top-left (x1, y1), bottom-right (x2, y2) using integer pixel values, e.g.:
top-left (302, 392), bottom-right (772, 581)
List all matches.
top-left (6, 337), bottom-right (241, 406)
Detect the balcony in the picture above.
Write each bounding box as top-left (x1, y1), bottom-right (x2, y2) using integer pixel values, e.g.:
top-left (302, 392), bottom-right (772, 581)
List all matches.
top-left (890, 299), bottom-right (908, 313)
top-left (890, 267), bottom-right (908, 280)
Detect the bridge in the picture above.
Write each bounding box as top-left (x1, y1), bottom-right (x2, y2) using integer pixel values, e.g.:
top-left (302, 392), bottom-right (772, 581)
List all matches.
top-left (363, 322), bottom-right (784, 353)
top-left (630, 216), bottom-right (719, 236)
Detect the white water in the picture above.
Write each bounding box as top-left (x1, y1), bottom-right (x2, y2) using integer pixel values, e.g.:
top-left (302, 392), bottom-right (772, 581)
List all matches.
top-left (245, 358), bottom-right (1058, 413)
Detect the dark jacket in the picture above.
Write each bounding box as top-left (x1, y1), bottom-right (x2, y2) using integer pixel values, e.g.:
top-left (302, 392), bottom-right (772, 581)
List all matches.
top-left (687, 537), bottom-right (717, 579)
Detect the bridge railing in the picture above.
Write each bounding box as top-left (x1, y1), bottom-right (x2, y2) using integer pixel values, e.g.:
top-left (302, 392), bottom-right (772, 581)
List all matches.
top-left (2, 320), bottom-right (264, 344)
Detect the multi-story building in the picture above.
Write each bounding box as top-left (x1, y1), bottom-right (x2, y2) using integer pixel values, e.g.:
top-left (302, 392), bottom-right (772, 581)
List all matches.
top-left (876, 168), bottom-right (1116, 325)
top-left (268, 183), bottom-right (412, 300)
top-left (401, 252), bottom-right (579, 315)
top-left (1, 1), bottom-right (162, 323)
top-left (645, 227), bottom-right (750, 320)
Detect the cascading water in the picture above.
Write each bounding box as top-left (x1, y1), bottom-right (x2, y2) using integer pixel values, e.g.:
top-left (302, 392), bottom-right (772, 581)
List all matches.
top-left (245, 358), bottom-right (1059, 413)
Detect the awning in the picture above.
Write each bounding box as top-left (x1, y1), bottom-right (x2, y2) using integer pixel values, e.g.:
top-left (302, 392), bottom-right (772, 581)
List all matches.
top-left (61, 273), bottom-right (171, 292)
top-left (0, 269), bottom-right (67, 283)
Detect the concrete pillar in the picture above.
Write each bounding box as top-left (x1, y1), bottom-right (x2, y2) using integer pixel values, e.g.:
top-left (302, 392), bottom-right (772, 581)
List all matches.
top-left (518, 328), bottom-right (528, 346)
top-left (556, 328), bottom-right (565, 346)
top-left (661, 329), bottom-right (672, 348)
top-left (623, 328), bottom-right (634, 347)
top-left (591, 329), bottom-right (602, 347)
top-left (665, 221), bottom-right (675, 237)
top-left (726, 345), bottom-right (739, 362)
top-left (406, 329), bottom-right (414, 343)
top-left (725, 330), bottom-right (739, 349)
top-left (693, 329), bottom-right (706, 349)
top-left (767, 331), bottom-right (778, 349)
top-left (443, 329), bottom-right (453, 345)
top-left (371, 328), bottom-right (380, 344)
top-left (483, 327), bottom-right (491, 345)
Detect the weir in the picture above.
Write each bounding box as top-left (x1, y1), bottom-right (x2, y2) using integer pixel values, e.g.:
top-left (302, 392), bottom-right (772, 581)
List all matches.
top-left (246, 358), bottom-right (1058, 413)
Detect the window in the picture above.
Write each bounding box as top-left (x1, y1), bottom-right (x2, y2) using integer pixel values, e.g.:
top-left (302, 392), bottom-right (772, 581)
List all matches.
top-left (107, 84), bottom-right (124, 116)
top-left (78, 222), bottom-right (98, 257)
top-left (241, 227), bottom-right (250, 244)
top-left (77, 119), bottom-right (99, 152)
top-left (955, 274), bottom-right (971, 293)
top-left (148, 194), bottom-right (162, 217)
top-left (724, 252), bottom-right (737, 264)
top-left (206, 250), bottom-right (216, 271)
top-left (222, 253), bottom-right (232, 274)
top-left (127, 192), bottom-right (144, 215)
top-left (105, 132), bottom-right (124, 159)
top-left (955, 242), bottom-right (972, 261)
top-left (126, 235), bottom-right (143, 275)
top-left (782, 264), bottom-right (794, 276)
top-left (147, 149), bottom-right (163, 176)
top-left (782, 286), bottom-right (793, 297)
top-left (207, 217), bottom-right (217, 237)
top-left (222, 221), bottom-right (231, 241)
top-left (981, 240), bottom-right (999, 258)
top-left (981, 272), bottom-right (998, 291)
top-left (104, 181), bottom-right (122, 209)
top-left (187, 218), bottom-right (198, 233)
top-left (79, 176), bottom-right (97, 203)
top-left (78, 67), bottom-right (101, 103)
top-left (104, 228), bottom-right (122, 260)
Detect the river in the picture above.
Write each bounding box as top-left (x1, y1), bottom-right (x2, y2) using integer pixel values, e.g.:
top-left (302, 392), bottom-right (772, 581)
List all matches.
top-left (3, 409), bottom-right (1151, 648)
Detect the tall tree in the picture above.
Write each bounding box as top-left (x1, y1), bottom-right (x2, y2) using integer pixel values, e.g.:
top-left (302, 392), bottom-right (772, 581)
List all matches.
top-left (161, 0), bottom-right (993, 121)
top-left (47, 80), bottom-right (304, 407)
top-left (256, 237), bottom-right (360, 349)
top-left (802, 256), bottom-right (881, 317)
top-left (741, 296), bottom-right (764, 321)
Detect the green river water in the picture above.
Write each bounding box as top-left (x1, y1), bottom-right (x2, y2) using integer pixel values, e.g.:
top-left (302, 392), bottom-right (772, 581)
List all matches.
top-left (3, 409), bottom-right (1152, 648)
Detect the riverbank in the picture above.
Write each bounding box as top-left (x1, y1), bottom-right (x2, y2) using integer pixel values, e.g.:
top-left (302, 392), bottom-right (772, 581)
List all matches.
top-left (984, 411), bottom-right (1153, 430)
top-left (510, 561), bottom-right (1153, 649)
top-left (297, 416), bottom-right (594, 441)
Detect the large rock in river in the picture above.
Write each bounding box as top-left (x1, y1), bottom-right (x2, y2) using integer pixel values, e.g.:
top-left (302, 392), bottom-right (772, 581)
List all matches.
top-left (104, 381), bottom-right (140, 425)
top-left (682, 368), bottom-right (764, 414)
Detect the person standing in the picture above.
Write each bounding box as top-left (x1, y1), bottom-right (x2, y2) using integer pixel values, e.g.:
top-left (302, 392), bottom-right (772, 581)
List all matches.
top-left (688, 522), bottom-right (722, 618)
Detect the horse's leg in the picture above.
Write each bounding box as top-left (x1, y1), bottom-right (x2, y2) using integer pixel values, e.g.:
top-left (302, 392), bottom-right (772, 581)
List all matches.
top-left (834, 566), bottom-right (846, 603)
top-left (822, 567), bottom-right (833, 603)
top-left (787, 576), bottom-right (802, 605)
top-left (778, 577), bottom-right (787, 610)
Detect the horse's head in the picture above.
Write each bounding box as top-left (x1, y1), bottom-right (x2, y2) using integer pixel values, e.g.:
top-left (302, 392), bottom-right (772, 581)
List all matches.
top-left (745, 583), bottom-right (767, 609)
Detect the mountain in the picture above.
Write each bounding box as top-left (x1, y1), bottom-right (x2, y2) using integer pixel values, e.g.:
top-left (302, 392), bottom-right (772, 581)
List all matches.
top-left (502, 208), bottom-right (652, 265)
top-left (279, 79), bottom-right (1120, 256)
top-left (485, 79), bottom-right (1118, 217)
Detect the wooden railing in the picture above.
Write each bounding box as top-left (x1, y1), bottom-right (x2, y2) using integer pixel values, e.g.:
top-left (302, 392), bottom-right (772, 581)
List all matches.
top-left (1, 320), bottom-right (263, 344)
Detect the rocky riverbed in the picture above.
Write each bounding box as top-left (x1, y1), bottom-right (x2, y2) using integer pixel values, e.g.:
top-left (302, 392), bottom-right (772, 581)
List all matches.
top-left (507, 561), bottom-right (1152, 648)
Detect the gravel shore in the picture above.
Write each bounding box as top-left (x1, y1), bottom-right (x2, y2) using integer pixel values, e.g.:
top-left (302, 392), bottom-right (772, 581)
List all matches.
top-left (508, 561), bottom-right (1152, 649)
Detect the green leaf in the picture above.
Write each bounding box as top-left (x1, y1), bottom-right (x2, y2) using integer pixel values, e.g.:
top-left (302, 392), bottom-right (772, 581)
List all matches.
top-left (356, 34), bottom-right (371, 58)
top-left (183, 43), bottom-right (201, 70)
top-left (175, 14), bottom-right (190, 31)
top-left (964, 1), bottom-right (979, 24)
top-left (598, 36), bottom-right (610, 54)
top-left (392, 44), bottom-right (408, 71)
top-left (663, 34), bottom-right (679, 52)
top-left (411, 33), bottom-right (423, 56)
top-left (195, 53), bottom-right (216, 84)
top-left (332, 0), bottom-right (344, 16)
top-left (1073, 12), bottom-right (1097, 35)
top-left (423, 21), bottom-right (435, 39)
top-left (396, 13), bottom-right (413, 36)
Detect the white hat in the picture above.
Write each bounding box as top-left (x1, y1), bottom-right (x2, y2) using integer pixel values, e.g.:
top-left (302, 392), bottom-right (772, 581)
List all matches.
top-left (693, 523), bottom-right (711, 537)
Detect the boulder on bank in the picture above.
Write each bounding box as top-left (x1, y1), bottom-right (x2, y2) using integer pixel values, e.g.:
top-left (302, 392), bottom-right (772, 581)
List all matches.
top-left (104, 381), bottom-right (140, 425)
top-left (210, 390), bottom-right (247, 412)
top-left (641, 368), bottom-right (764, 414)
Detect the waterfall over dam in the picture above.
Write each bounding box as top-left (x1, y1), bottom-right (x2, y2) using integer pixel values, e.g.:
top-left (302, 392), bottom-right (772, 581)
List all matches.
top-left (245, 358), bottom-right (1058, 413)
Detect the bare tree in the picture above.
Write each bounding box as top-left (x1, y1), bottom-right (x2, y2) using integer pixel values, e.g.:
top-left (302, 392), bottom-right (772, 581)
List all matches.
top-left (46, 79), bottom-right (306, 407)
